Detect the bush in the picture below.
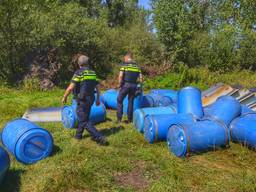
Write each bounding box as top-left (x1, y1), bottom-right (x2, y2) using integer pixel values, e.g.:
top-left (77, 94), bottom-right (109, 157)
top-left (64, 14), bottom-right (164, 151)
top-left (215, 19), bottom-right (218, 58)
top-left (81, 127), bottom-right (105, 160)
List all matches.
top-left (144, 67), bottom-right (256, 91)
top-left (0, 1), bottom-right (160, 85)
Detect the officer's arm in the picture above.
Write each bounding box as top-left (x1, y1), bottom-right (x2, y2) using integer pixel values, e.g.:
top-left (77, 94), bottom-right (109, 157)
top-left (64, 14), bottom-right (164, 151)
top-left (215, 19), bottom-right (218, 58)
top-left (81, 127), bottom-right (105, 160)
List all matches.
top-left (118, 71), bottom-right (124, 88)
top-left (62, 83), bottom-right (75, 104)
top-left (139, 73), bottom-right (143, 83)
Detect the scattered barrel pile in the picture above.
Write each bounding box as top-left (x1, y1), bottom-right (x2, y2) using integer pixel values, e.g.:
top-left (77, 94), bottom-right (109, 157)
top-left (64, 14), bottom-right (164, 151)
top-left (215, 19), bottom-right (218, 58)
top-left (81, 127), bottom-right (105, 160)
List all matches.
top-left (1, 83), bottom-right (256, 184)
top-left (132, 86), bottom-right (256, 157)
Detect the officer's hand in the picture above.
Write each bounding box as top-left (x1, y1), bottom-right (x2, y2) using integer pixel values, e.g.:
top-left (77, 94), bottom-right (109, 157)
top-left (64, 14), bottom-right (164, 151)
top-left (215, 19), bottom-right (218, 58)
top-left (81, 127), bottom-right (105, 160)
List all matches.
top-left (96, 100), bottom-right (100, 106)
top-left (62, 97), bottom-right (67, 104)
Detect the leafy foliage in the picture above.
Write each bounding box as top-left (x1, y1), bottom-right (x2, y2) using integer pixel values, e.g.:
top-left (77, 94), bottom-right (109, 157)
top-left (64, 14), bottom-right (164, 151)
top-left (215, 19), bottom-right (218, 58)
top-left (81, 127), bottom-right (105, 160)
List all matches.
top-left (153, 0), bottom-right (256, 72)
top-left (0, 0), bottom-right (160, 85)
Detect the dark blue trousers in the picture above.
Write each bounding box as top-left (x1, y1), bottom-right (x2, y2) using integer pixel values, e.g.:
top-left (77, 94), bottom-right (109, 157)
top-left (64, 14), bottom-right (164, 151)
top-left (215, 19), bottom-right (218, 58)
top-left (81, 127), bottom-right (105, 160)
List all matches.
top-left (76, 96), bottom-right (102, 139)
top-left (117, 83), bottom-right (137, 121)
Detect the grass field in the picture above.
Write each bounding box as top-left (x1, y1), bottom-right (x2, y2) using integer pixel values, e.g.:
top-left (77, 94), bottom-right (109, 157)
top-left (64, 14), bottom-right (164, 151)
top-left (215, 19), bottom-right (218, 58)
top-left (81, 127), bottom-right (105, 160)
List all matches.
top-left (1, 86), bottom-right (256, 192)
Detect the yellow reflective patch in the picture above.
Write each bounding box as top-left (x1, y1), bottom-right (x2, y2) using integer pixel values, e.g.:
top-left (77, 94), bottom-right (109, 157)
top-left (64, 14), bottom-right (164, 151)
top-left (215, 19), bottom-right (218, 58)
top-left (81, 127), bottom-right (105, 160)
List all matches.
top-left (124, 67), bottom-right (141, 72)
top-left (80, 75), bottom-right (97, 81)
top-left (72, 76), bottom-right (82, 82)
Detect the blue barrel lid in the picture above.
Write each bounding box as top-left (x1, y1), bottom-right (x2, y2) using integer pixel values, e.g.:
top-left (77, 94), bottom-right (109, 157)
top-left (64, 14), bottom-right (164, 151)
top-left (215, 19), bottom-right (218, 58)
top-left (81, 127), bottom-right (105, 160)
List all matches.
top-left (133, 109), bottom-right (145, 133)
top-left (14, 128), bottom-right (53, 164)
top-left (179, 86), bottom-right (201, 91)
top-left (167, 124), bottom-right (187, 157)
top-left (144, 115), bottom-right (156, 144)
top-left (61, 106), bottom-right (76, 129)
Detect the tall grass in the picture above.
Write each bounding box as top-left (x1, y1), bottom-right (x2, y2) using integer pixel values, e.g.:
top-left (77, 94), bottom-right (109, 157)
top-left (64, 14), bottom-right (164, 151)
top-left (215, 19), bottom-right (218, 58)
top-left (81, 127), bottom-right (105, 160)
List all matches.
top-left (144, 67), bottom-right (256, 90)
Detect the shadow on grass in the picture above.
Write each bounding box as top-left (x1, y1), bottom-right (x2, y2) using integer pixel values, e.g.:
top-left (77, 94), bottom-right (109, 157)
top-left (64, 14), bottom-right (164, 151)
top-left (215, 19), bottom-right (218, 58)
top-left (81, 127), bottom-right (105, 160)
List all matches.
top-left (0, 169), bottom-right (25, 192)
top-left (100, 126), bottom-right (124, 137)
top-left (106, 117), bottom-right (113, 122)
top-left (51, 144), bottom-right (62, 156)
top-left (82, 126), bottom-right (124, 139)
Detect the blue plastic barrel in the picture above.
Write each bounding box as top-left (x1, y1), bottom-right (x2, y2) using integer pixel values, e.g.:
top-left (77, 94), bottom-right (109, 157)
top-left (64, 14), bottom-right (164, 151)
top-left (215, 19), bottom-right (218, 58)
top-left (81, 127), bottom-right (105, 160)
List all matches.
top-left (178, 87), bottom-right (203, 118)
top-left (133, 105), bottom-right (177, 133)
top-left (160, 95), bottom-right (173, 106)
top-left (61, 100), bottom-right (106, 129)
top-left (141, 93), bottom-right (164, 107)
top-left (144, 113), bottom-right (195, 143)
top-left (62, 106), bottom-right (77, 128)
top-left (204, 96), bottom-right (241, 126)
top-left (0, 146), bottom-right (10, 184)
top-left (203, 105), bottom-right (211, 115)
top-left (99, 95), bottom-right (105, 105)
top-left (102, 89), bottom-right (143, 111)
top-left (123, 94), bottom-right (143, 114)
top-left (158, 95), bottom-right (174, 107)
top-left (162, 91), bottom-right (178, 103)
top-left (150, 89), bottom-right (177, 96)
top-left (1, 119), bottom-right (53, 164)
top-left (241, 105), bottom-right (254, 115)
top-left (90, 103), bottom-right (107, 123)
top-left (101, 89), bottom-right (118, 109)
top-left (230, 113), bottom-right (256, 149)
top-left (141, 95), bottom-right (154, 108)
top-left (167, 118), bottom-right (229, 157)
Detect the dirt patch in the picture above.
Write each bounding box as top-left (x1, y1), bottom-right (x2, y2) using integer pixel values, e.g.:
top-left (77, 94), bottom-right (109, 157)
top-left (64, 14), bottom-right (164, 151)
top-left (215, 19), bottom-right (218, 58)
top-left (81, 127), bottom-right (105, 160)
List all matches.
top-left (115, 164), bottom-right (150, 191)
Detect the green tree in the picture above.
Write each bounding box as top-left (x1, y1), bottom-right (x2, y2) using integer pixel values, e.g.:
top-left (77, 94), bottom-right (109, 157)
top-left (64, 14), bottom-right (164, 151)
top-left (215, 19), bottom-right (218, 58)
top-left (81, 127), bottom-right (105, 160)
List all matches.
top-left (0, 0), bottom-right (34, 81)
top-left (153, 0), bottom-right (256, 72)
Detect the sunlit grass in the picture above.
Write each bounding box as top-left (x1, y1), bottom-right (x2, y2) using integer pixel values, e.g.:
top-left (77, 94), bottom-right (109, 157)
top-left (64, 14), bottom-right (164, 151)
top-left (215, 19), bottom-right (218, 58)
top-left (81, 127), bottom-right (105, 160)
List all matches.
top-left (1, 87), bottom-right (256, 192)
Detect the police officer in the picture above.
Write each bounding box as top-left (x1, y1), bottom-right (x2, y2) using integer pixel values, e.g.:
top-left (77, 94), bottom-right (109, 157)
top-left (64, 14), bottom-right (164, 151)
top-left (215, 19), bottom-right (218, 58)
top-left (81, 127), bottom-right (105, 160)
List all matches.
top-left (62, 55), bottom-right (108, 145)
top-left (117, 52), bottom-right (143, 123)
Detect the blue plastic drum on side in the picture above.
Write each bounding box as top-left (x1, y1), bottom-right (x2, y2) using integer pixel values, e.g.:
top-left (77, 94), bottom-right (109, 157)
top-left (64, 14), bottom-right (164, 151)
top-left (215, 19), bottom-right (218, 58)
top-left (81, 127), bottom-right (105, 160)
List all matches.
top-left (61, 106), bottom-right (77, 129)
top-left (158, 95), bottom-right (174, 107)
top-left (230, 113), bottom-right (256, 149)
top-left (144, 113), bottom-right (195, 144)
top-left (101, 89), bottom-right (118, 109)
top-left (62, 100), bottom-right (106, 129)
top-left (241, 105), bottom-right (254, 115)
top-left (133, 105), bottom-right (177, 133)
top-left (123, 94), bottom-right (143, 114)
top-left (204, 96), bottom-right (241, 126)
top-left (167, 118), bottom-right (229, 157)
top-left (141, 93), bottom-right (163, 107)
top-left (162, 92), bottom-right (178, 103)
top-left (1, 119), bottom-right (53, 164)
top-left (150, 89), bottom-right (177, 96)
